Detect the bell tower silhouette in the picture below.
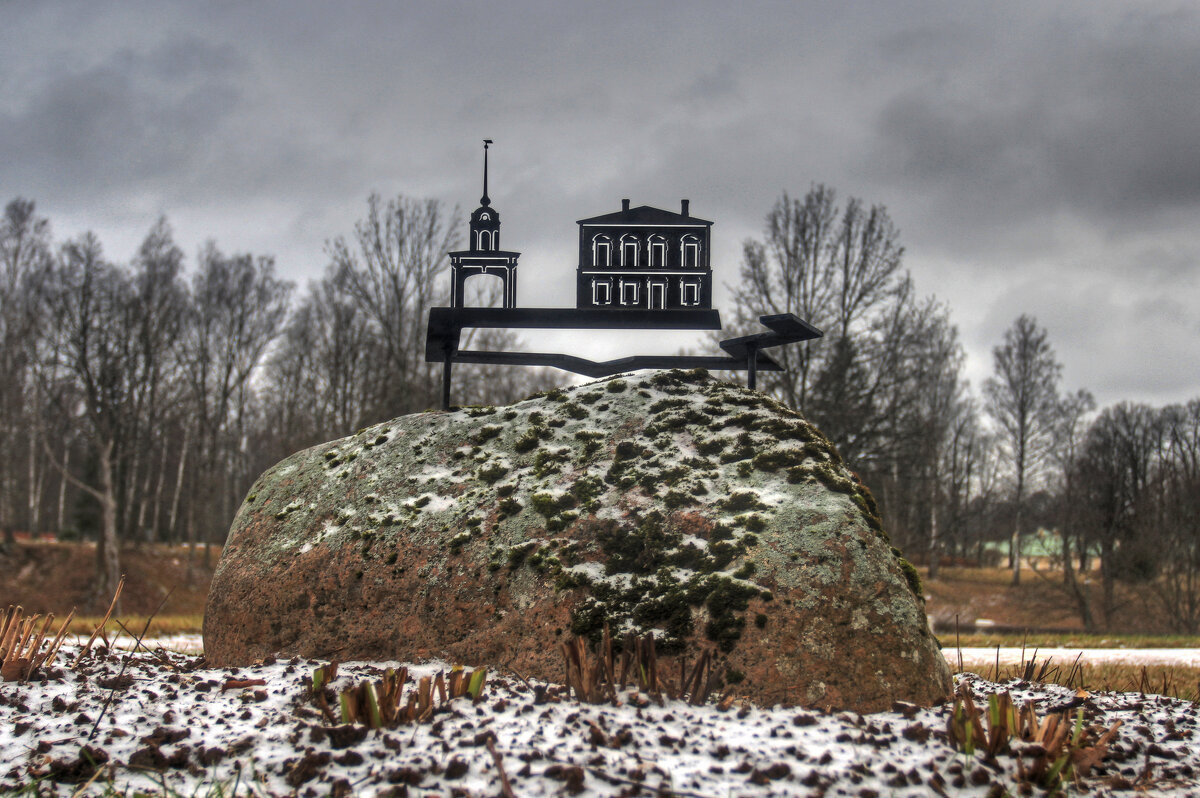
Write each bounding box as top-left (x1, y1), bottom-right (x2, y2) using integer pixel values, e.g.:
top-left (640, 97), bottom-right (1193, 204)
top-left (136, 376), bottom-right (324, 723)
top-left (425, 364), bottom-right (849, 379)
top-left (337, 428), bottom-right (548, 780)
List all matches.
top-left (449, 140), bottom-right (519, 308)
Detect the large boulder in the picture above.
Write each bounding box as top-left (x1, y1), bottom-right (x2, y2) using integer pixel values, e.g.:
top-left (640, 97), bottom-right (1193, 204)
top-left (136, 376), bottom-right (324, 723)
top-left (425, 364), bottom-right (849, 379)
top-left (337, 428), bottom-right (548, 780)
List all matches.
top-left (204, 369), bottom-right (951, 711)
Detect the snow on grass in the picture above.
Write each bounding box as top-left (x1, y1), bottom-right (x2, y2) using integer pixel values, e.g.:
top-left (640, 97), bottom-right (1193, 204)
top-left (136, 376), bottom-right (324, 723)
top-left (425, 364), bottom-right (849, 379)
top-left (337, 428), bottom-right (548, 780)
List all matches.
top-left (2, 645), bottom-right (1198, 795)
top-left (956, 647), bottom-right (1200, 667)
top-left (100, 636), bottom-right (1200, 669)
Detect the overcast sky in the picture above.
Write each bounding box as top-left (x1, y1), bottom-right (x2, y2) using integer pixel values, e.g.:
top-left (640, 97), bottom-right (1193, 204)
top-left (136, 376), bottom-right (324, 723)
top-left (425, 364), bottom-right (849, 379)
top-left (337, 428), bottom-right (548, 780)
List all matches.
top-left (3, 1), bottom-right (1198, 407)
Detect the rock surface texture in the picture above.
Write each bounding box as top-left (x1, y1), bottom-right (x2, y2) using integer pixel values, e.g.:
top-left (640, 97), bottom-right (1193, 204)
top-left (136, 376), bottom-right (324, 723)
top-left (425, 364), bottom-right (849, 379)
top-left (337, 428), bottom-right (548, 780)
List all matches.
top-left (204, 370), bottom-right (951, 711)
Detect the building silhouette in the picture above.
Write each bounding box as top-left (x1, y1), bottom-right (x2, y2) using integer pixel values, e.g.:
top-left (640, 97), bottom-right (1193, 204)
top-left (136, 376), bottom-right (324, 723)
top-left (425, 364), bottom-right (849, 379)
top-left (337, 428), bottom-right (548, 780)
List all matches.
top-left (576, 199), bottom-right (713, 311)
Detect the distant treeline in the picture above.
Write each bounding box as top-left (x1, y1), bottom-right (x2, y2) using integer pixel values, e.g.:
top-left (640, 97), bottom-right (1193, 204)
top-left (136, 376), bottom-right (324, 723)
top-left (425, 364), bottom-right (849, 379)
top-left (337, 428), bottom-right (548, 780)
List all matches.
top-left (1, 189), bottom-right (1197, 631)
top-left (0, 195), bottom-right (555, 606)
top-left (722, 186), bottom-right (1200, 633)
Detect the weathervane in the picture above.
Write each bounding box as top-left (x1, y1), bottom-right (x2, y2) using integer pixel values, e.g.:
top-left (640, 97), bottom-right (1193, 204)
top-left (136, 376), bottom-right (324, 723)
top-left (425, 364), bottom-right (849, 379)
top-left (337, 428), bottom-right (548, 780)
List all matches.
top-left (425, 141), bottom-right (822, 408)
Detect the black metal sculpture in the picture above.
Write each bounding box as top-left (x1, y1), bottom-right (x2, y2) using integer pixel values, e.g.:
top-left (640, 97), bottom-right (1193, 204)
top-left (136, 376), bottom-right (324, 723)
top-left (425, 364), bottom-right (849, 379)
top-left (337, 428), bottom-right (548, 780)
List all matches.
top-left (425, 141), bottom-right (822, 409)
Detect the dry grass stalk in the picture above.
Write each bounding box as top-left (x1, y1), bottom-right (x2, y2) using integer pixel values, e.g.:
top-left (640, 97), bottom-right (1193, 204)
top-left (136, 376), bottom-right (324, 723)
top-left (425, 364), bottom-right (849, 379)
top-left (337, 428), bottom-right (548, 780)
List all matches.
top-left (562, 627), bottom-right (722, 706)
top-left (948, 682), bottom-right (1123, 790)
top-left (74, 575), bottom-right (124, 663)
top-left (308, 663), bottom-right (488, 729)
top-left (0, 605), bottom-right (76, 682)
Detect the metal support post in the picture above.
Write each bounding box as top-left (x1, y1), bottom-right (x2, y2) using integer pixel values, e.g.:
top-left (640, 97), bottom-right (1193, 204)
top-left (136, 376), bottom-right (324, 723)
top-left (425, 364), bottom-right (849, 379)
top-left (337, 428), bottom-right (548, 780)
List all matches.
top-left (441, 343), bottom-right (454, 410)
top-left (746, 342), bottom-right (759, 390)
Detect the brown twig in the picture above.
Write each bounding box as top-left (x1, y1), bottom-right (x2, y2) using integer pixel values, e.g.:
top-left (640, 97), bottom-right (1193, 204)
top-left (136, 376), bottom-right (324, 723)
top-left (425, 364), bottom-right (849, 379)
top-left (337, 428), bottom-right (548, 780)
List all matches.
top-left (502, 662), bottom-right (535, 694)
top-left (0, 606), bottom-right (76, 682)
top-left (87, 586), bottom-right (175, 742)
top-left (0, 606), bottom-right (20, 659)
top-left (486, 737), bottom-right (517, 798)
top-left (113, 618), bottom-right (179, 672)
top-left (23, 614), bottom-right (54, 682)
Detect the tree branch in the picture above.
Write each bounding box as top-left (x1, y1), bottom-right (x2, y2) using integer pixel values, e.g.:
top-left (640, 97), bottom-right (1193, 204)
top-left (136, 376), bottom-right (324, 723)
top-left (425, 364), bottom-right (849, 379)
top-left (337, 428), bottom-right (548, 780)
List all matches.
top-left (40, 437), bottom-right (103, 503)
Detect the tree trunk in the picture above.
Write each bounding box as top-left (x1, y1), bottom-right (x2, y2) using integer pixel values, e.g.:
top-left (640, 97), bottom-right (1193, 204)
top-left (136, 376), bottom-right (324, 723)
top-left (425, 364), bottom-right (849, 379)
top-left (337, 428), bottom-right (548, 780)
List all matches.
top-left (1011, 472), bottom-right (1024, 587)
top-left (168, 426), bottom-right (190, 543)
top-left (135, 459), bottom-right (154, 543)
top-left (122, 445), bottom-right (141, 541)
top-left (185, 506), bottom-right (196, 586)
top-left (927, 483), bottom-right (940, 581)
top-left (1, 459), bottom-right (13, 546)
top-left (1061, 533), bottom-right (1096, 630)
top-left (150, 443), bottom-right (168, 541)
top-left (56, 444), bottom-right (69, 534)
top-left (27, 423), bottom-right (40, 536)
top-left (1100, 537), bottom-right (1116, 631)
top-left (94, 438), bottom-right (122, 614)
top-left (1010, 524), bottom-right (1022, 586)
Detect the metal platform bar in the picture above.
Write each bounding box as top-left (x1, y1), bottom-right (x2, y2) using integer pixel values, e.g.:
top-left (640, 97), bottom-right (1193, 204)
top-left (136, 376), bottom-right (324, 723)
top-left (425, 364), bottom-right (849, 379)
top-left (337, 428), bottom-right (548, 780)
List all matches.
top-left (424, 307), bottom-right (821, 409)
top-left (447, 349), bottom-right (784, 379)
top-left (426, 307), bottom-right (722, 362)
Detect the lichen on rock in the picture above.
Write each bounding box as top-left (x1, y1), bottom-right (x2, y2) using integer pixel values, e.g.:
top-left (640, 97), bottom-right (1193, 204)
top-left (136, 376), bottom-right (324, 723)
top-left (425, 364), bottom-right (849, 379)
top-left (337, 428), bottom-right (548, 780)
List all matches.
top-left (204, 368), bottom-right (951, 711)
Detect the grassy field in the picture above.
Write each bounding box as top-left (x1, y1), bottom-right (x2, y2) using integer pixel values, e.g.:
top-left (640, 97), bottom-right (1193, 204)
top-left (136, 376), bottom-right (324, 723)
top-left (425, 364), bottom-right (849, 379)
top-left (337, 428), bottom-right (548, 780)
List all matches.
top-left (943, 631), bottom-right (1200, 649)
top-left (66, 612), bottom-right (204, 637)
top-left (946, 651), bottom-right (1200, 703)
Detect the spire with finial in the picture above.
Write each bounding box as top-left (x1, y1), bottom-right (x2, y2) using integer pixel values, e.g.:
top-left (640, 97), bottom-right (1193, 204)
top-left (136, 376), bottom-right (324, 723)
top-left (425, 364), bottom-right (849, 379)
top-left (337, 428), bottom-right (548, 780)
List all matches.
top-left (469, 139), bottom-right (501, 252)
top-left (481, 139), bottom-right (492, 206)
top-left (450, 138), bottom-right (518, 310)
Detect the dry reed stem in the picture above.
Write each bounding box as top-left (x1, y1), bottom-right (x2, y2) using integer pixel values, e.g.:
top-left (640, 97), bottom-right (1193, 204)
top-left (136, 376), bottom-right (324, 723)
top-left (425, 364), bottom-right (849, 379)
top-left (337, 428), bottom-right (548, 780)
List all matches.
top-left (314, 663), bottom-right (489, 729)
top-left (0, 606), bottom-right (76, 682)
top-left (44, 608), bottom-right (75, 667)
top-left (0, 606), bottom-right (21, 660)
top-left (560, 627), bottom-right (722, 707)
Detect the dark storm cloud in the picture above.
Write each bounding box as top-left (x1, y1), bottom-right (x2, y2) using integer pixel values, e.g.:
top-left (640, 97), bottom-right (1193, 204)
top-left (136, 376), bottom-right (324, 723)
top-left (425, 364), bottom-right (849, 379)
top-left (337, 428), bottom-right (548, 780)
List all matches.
top-left (0, 23), bottom-right (370, 214)
top-left (1, 1), bottom-right (1198, 406)
top-left (0, 36), bottom-right (244, 200)
top-left (865, 6), bottom-right (1200, 240)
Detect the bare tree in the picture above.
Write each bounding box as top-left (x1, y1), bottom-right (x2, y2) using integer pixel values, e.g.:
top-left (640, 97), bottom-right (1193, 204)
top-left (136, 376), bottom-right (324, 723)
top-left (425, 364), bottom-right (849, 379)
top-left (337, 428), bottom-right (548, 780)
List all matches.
top-left (1051, 388), bottom-right (1097, 628)
top-left (984, 315), bottom-right (1063, 586)
top-left (0, 199), bottom-right (51, 544)
top-left (728, 188), bottom-right (985, 559)
top-left (180, 244), bottom-right (292, 550)
top-left (729, 186), bottom-right (906, 413)
top-left (1075, 403), bottom-right (1163, 627)
top-left (35, 234), bottom-right (137, 603)
top-left (121, 219), bottom-right (188, 541)
top-left (904, 303), bottom-right (966, 579)
top-left (1153, 400), bottom-right (1200, 632)
top-left (939, 396), bottom-right (995, 564)
top-left (264, 266), bottom-right (374, 452)
top-left (329, 194), bottom-right (458, 418)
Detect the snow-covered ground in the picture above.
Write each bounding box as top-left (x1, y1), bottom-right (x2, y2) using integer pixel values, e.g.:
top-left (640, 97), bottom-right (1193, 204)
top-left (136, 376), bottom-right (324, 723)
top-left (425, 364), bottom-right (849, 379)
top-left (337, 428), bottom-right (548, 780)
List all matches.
top-left (1, 645), bottom-right (1198, 796)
